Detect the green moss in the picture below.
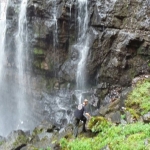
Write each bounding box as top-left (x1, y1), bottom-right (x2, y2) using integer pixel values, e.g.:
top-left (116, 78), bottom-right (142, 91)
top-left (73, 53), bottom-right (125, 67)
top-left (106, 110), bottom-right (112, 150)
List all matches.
top-left (0, 141), bottom-right (4, 146)
top-left (126, 108), bottom-right (140, 120)
top-left (13, 135), bottom-right (28, 147)
top-left (125, 78), bottom-right (150, 115)
top-left (33, 48), bottom-right (45, 55)
top-left (34, 60), bottom-right (42, 68)
top-left (46, 78), bottom-right (57, 90)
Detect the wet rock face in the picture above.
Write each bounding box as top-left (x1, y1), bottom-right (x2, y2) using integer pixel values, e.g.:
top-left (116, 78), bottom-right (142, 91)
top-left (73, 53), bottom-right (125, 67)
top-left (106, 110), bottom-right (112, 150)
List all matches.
top-left (91, 0), bottom-right (150, 30)
top-left (6, 0), bottom-right (150, 87)
top-left (88, 0), bottom-right (150, 87)
top-left (7, 0), bottom-right (150, 106)
top-left (23, 0), bottom-right (150, 87)
top-left (5, 0), bottom-right (150, 135)
top-left (26, 0), bottom-right (77, 81)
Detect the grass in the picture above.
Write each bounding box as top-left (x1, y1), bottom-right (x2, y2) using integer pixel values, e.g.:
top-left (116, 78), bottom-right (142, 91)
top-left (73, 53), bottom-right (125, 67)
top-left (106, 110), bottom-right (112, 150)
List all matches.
top-left (60, 122), bottom-right (150, 150)
top-left (59, 78), bottom-right (150, 150)
top-left (125, 78), bottom-right (150, 116)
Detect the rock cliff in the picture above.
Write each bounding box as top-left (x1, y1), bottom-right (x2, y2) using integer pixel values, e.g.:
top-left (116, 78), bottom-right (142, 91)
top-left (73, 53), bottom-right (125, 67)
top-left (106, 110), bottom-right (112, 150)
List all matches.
top-left (4, 0), bottom-right (150, 136)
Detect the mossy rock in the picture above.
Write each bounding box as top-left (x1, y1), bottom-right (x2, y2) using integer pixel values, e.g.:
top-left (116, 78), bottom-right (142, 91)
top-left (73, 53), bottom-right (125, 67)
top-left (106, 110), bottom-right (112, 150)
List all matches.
top-left (33, 60), bottom-right (42, 68)
top-left (33, 48), bottom-right (45, 55)
top-left (13, 134), bottom-right (28, 148)
top-left (46, 78), bottom-right (58, 91)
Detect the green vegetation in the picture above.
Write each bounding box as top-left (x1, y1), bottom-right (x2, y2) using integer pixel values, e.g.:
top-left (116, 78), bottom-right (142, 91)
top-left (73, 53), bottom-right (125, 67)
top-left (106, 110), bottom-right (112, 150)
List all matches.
top-left (0, 141), bottom-right (4, 146)
top-left (39, 147), bottom-right (51, 150)
top-left (33, 48), bottom-right (45, 55)
top-left (34, 60), bottom-right (42, 68)
top-left (60, 122), bottom-right (150, 150)
top-left (88, 116), bottom-right (111, 133)
top-left (59, 78), bottom-right (150, 150)
top-left (26, 146), bottom-right (51, 150)
top-left (125, 78), bottom-right (150, 116)
top-left (13, 135), bottom-right (28, 147)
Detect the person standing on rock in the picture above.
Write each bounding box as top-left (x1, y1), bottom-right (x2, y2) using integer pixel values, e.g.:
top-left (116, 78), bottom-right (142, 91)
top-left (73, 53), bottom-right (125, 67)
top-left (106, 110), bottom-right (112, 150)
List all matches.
top-left (73, 99), bottom-right (91, 138)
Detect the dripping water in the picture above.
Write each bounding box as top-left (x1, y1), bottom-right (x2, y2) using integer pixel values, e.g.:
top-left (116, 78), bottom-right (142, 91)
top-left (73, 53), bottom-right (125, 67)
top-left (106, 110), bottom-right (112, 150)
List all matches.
top-left (51, 0), bottom-right (58, 77)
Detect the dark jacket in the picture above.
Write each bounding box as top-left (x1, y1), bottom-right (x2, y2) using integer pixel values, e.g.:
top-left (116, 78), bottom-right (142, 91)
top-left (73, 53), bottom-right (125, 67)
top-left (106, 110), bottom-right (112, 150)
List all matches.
top-left (74, 104), bottom-right (86, 119)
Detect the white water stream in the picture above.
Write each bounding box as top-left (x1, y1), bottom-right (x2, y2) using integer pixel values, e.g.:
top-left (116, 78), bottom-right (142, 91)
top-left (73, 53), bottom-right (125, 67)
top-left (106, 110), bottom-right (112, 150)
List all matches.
top-left (74, 0), bottom-right (89, 104)
top-left (76, 0), bottom-right (89, 90)
top-left (0, 0), bottom-right (91, 136)
top-left (0, 0), bottom-right (8, 78)
top-left (0, 0), bottom-right (8, 136)
top-left (14, 0), bottom-right (29, 131)
top-left (15, 0), bottom-right (28, 79)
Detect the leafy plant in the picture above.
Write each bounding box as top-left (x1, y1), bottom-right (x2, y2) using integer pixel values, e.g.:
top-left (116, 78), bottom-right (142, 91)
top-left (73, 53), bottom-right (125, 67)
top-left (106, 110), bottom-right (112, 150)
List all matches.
top-left (121, 114), bottom-right (126, 119)
top-left (125, 78), bottom-right (150, 116)
top-left (87, 116), bottom-right (111, 133)
top-left (60, 138), bottom-right (68, 149)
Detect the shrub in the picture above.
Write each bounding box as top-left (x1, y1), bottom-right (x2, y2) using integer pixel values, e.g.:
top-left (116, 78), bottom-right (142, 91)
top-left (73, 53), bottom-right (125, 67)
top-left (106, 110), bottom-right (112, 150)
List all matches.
top-left (125, 78), bottom-right (150, 116)
top-left (87, 116), bottom-right (111, 133)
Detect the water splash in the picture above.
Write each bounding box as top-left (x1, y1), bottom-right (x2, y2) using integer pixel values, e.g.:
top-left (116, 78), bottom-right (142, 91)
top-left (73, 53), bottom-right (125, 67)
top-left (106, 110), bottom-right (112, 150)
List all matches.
top-left (43, 90), bottom-right (73, 127)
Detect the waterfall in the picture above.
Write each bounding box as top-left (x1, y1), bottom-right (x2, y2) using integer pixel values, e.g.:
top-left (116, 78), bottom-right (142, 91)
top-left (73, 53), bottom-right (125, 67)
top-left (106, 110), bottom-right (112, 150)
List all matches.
top-left (15, 0), bottom-right (28, 79)
top-left (14, 0), bottom-right (29, 131)
top-left (0, 0), bottom-right (43, 137)
top-left (52, 0), bottom-right (58, 49)
top-left (73, 0), bottom-right (89, 104)
top-left (76, 0), bottom-right (89, 90)
top-left (0, 0), bottom-right (9, 136)
top-left (51, 0), bottom-right (58, 76)
top-left (0, 0), bottom-right (8, 78)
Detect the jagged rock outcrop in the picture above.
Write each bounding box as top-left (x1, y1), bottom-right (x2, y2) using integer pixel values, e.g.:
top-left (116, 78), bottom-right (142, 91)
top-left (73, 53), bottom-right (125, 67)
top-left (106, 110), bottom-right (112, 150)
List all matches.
top-left (0, 121), bottom-right (72, 150)
top-left (6, 0), bottom-right (150, 92)
top-left (25, 0), bottom-right (150, 90)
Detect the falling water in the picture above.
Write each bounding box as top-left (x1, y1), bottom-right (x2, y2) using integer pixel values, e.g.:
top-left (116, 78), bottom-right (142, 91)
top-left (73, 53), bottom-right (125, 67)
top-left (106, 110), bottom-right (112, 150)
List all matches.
top-left (15, 0), bottom-right (28, 78)
top-left (0, 0), bottom-right (8, 136)
top-left (53, 0), bottom-right (58, 49)
top-left (69, 0), bottom-right (73, 17)
top-left (14, 0), bottom-right (29, 131)
top-left (0, 0), bottom-right (8, 78)
top-left (0, 0), bottom-right (43, 137)
top-left (76, 0), bottom-right (89, 90)
top-left (51, 0), bottom-right (58, 76)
